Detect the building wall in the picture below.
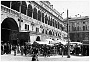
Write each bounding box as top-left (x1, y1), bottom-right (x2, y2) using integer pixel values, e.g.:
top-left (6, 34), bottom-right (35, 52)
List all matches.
top-left (63, 16), bottom-right (89, 44)
top-left (1, 1), bottom-right (67, 43)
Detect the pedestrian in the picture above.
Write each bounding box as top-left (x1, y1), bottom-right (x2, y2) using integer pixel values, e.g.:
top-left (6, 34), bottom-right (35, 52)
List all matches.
top-left (13, 45), bottom-right (16, 56)
top-left (4, 43), bottom-right (7, 54)
top-left (43, 45), bottom-right (47, 57)
top-left (7, 43), bottom-right (10, 54)
top-left (32, 47), bottom-right (39, 61)
top-left (61, 45), bottom-right (64, 57)
top-left (1, 43), bottom-right (4, 55)
top-left (17, 44), bottom-right (20, 54)
top-left (21, 45), bottom-right (24, 56)
top-left (24, 45), bottom-right (27, 56)
top-left (32, 54), bottom-right (39, 61)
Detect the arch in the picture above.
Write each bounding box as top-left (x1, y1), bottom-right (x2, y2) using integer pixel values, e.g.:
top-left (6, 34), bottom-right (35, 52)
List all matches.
top-left (58, 22), bottom-right (60, 29)
top-left (56, 32), bottom-right (58, 36)
top-left (51, 18), bottom-right (52, 26)
top-left (55, 20), bottom-right (57, 28)
top-left (48, 16), bottom-right (50, 25)
top-left (42, 13), bottom-right (44, 23)
top-left (38, 10), bottom-right (41, 21)
top-left (1, 1), bottom-right (10, 8)
top-left (33, 8), bottom-right (37, 19)
top-left (45, 30), bottom-right (48, 34)
top-left (1, 18), bottom-right (19, 44)
top-left (45, 15), bottom-right (48, 24)
top-left (36, 36), bottom-right (41, 41)
top-left (21, 1), bottom-right (27, 15)
top-left (49, 30), bottom-right (52, 35)
top-left (56, 21), bottom-right (58, 28)
top-left (27, 4), bottom-right (32, 17)
top-left (53, 31), bottom-right (54, 36)
top-left (53, 19), bottom-right (55, 27)
top-left (1, 18), bottom-right (19, 30)
top-left (42, 29), bottom-right (44, 34)
top-left (11, 1), bottom-right (20, 12)
top-left (11, 1), bottom-right (27, 15)
top-left (58, 33), bottom-right (59, 37)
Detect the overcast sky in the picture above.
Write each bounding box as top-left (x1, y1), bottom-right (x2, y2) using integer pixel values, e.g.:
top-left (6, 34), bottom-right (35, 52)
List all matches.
top-left (49, 0), bottom-right (89, 18)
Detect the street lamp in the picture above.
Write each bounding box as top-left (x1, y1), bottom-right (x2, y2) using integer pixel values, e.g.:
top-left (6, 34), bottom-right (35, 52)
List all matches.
top-left (67, 9), bottom-right (70, 58)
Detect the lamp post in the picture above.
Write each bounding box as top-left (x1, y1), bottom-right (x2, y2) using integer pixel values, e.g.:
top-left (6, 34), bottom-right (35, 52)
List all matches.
top-left (67, 9), bottom-right (70, 58)
top-left (19, 1), bottom-right (22, 32)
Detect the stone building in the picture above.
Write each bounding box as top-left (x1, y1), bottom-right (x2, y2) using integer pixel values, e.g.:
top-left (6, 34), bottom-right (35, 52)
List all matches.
top-left (63, 16), bottom-right (89, 56)
top-left (1, 1), bottom-right (67, 45)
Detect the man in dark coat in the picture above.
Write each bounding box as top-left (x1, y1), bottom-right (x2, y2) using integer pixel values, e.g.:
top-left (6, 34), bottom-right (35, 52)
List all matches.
top-left (32, 47), bottom-right (39, 61)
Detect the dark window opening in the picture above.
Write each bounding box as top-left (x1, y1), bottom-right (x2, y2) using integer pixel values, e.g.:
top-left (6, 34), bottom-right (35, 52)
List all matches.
top-left (36, 36), bottom-right (40, 41)
top-left (1, 1), bottom-right (10, 8)
top-left (42, 13), bottom-right (44, 23)
top-left (21, 1), bottom-right (27, 15)
top-left (27, 4), bottom-right (32, 17)
top-left (36, 28), bottom-right (39, 32)
top-left (38, 10), bottom-right (41, 21)
top-left (11, 1), bottom-right (20, 12)
top-left (28, 25), bottom-right (29, 30)
top-left (33, 8), bottom-right (37, 20)
top-left (45, 15), bottom-right (48, 24)
top-left (25, 24), bottom-right (27, 29)
top-left (83, 26), bottom-right (85, 31)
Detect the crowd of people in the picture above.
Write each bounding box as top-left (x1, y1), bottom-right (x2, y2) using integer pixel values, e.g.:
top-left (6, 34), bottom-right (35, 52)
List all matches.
top-left (1, 41), bottom-right (83, 61)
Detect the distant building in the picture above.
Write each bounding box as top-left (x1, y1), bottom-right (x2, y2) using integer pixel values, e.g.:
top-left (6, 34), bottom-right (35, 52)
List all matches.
top-left (63, 16), bottom-right (89, 56)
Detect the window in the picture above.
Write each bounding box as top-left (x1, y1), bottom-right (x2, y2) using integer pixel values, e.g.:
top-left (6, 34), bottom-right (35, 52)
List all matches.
top-left (51, 18), bottom-right (52, 26)
top-left (49, 31), bottom-right (52, 35)
top-left (77, 26), bottom-right (79, 31)
top-left (28, 25), bottom-right (29, 30)
top-left (86, 25), bottom-right (87, 30)
top-left (38, 10), bottom-right (41, 21)
top-left (83, 22), bottom-right (85, 24)
top-left (11, 1), bottom-right (20, 12)
top-left (83, 26), bottom-right (85, 31)
top-left (56, 21), bottom-right (58, 28)
top-left (53, 19), bottom-right (54, 27)
top-left (56, 32), bottom-right (57, 36)
top-left (58, 22), bottom-right (59, 29)
top-left (42, 29), bottom-right (44, 33)
top-left (33, 8), bottom-right (37, 20)
top-left (53, 32), bottom-right (54, 36)
top-left (45, 15), bottom-right (48, 24)
top-left (25, 24), bottom-right (29, 30)
top-left (21, 1), bottom-right (27, 15)
top-left (42, 13), bottom-right (44, 23)
top-left (27, 4), bottom-right (32, 17)
top-left (1, 1), bottom-right (10, 8)
top-left (48, 16), bottom-right (50, 25)
top-left (36, 28), bottom-right (39, 32)
top-left (25, 24), bottom-right (27, 29)
top-left (46, 30), bottom-right (48, 34)
top-left (58, 33), bottom-right (59, 37)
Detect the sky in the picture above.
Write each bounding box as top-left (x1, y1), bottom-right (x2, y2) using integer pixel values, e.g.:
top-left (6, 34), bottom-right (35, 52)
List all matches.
top-left (49, 0), bottom-right (89, 18)
top-left (1, 0), bottom-right (89, 19)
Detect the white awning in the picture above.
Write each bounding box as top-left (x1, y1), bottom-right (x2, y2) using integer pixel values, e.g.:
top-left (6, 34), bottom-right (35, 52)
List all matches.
top-left (70, 42), bottom-right (82, 45)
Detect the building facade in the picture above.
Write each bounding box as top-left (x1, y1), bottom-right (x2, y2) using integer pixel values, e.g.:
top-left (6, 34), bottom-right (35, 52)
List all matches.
top-left (1, 1), bottom-right (67, 45)
top-left (63, 16), bottom-right (89, 56)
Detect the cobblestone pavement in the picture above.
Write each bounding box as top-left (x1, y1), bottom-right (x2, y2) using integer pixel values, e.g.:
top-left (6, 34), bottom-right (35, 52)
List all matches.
top-left (1, 53), bottom-right (89, 61)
